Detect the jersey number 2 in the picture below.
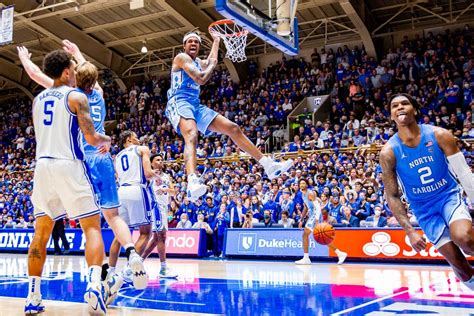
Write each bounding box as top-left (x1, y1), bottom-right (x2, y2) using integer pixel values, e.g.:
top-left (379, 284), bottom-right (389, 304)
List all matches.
top-left (418, 166), bottom-right (434, 185)
top-left (43, 100), bottom-right (54, 125)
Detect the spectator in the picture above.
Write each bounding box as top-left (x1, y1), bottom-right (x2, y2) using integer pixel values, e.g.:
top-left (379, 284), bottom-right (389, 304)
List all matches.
top-left (176, 213), bottom-right (192, 229)
top-left (192, 214), bottom-right (213, 235)
top-left (278, 210), bottom-right (295, 228)
top-left (362, 204), bottom-right (388, 228)
top-left (340, 206), bottom-right (360, 227)
top-left (261, 209), bottom-right (274, 227)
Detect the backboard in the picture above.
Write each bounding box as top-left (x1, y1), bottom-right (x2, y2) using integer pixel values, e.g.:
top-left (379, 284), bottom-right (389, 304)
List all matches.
top-left (215, 0), bottom-right (299, 56)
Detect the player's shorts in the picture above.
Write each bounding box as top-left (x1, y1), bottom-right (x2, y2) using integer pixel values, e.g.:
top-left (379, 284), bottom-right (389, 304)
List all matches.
top-left (32, 158), bottom-right (100, 220)
top-left (117, 185), bottom-right (153, 228)
top-left (165, 97), bottom-right (218, 136)
top-left (410, 190), bottom-right (472, 249)
top-left (305, 211), bottom-right (321, 230)
top-left (84, 153), bottom-right (120, 210)
top-left (152, 201), bottom-right (167, 233)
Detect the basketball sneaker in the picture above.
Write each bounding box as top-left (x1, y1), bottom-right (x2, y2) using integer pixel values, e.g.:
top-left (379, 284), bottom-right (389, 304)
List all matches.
top-left (129, 252), bottom-right (148, 290)
top-left (336, 250), bottom-right (348, 265)
top-left (264, 159), bottom-right (294, 180)
top-left (121, 265), bottom-right (133, 284)
top-left (159, 267), bottom-right (178, 279)
top-left (103, 272), bottom-right (124, 306)
top-left (187, 175), bottom-right (207, 202)
top-left (24, 293), bottom-right (45, 314)
top-left (84, 283), bottom-right (107, 315)
top-left (295, 257), bottom-right (312, 265)
top-left (462, 277), bottom-right (474, 291)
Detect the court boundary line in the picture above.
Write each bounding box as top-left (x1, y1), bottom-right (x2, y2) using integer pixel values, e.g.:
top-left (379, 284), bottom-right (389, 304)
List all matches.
top-left (330, 289), bottom-right (411, 315)
top-left (2, 296), bottom-right (220, 315)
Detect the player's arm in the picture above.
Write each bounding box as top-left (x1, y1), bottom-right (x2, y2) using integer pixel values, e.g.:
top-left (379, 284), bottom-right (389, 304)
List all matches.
top-left (17, 46), bottom-right (54, 89)
top-left (435, 128), bottom-right (474, 206)
top-left (69, 91), bottom-right (111, 149)
top-left (138, 146), bottom-right (158, 180)
top-left (62, 39), bottom-right (103, 96)
top-left (175, 53), bottom-right (217, 85)
top-left (380, 144), bottom-right (426, 252)
top-left (200, 33), bottom-right (220, 70)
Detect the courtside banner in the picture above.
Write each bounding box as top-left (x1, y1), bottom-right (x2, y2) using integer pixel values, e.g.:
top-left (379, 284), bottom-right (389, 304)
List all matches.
top-left (224, 229), bottom-right (329, 257)
top-left (0, 229), bottom-right (115, 252)
top-left (0, 229), bottom-right (207, 257)
top-left (329, 228), bottom-right (474, 261)
top-left (132, 229), bottom-right (207, 257)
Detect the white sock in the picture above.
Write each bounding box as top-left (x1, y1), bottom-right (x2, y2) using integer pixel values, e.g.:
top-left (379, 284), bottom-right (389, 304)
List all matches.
top-left (108, 266), bottom-right (115, 274)
top-left (28, 276), bottom-right (41, 294)
top-left (259, 156), bottom-right (272, 169)
top-left (303, 253), bottom-right (309, 259)
top-left (88, 265), bottom-right (102, 284)
top-left (161, 261), bottom-right (167, 269)
top-left (335, 249), bottom-right (342, 256)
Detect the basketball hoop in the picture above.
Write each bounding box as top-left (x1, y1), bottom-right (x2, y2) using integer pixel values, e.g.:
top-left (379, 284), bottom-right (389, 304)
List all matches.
top-left (209, 19), bottom-right (249, 63)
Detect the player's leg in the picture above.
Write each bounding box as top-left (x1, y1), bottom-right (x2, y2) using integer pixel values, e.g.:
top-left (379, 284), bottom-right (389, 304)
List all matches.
top-left (103, 208), bottom-right (137, 253)
top-left (208, 114), bottom-right (293, 180)
top-left (51, 221), bottom-right (61, 255)
top-left (78, 214), bottom-right (107, 315)
top-left (141, 232), bottom-right (159, 260)
top-left (179, 118), bottom-right (207, 200)
top-left (436, 241), bottom-right (474, 289)
top-left (25, 215), bottom-right (55, 314)
top-left (327, 243), bottom-right (348, 265)
top-left (450, 219), bottom-right (474, 256)
top-left (295, 228), bottom-right (312, 265)
top-left (57, 220), bottom-right (70, 253)
top-left (135, 224), bottom-right (152, 255)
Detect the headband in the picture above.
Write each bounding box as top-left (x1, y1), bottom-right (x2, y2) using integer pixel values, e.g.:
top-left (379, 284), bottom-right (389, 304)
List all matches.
top-left (183, 32), bottom-right (202, 44)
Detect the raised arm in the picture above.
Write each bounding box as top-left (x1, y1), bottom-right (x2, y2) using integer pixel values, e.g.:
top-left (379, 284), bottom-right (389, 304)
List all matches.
top-left (435, 127), bottom-right (474, 206)
top-left (200, 33), bottom-right (220, 71)
top-left (175, 53), bottom-right (217, 85)
top-left (68, 91), bottom-right (111, 149)
top-left (380, 144), bottom-right (426, 252)
top-left (62, 39), bottom-right (103, 96)
top-left (138, 146), bottom-right (157, 180)
top-left (17, 46), bottom-right (54, 89)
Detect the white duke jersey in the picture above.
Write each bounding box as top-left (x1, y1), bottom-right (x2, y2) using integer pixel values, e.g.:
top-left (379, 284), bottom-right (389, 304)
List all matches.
top-left (152, 172), bottom-right (172, 207)
top-left (115, 145), bottom-right (147, 186)
top-left (33, 86), bottom-right (84, 160)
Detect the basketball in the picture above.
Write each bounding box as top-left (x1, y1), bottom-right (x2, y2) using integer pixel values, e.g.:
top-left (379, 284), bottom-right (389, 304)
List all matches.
top-left (313, 223), bottom-right (336, 245)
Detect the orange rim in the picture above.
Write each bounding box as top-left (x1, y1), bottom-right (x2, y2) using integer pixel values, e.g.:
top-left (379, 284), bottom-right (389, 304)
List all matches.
top-left (208, 19), bottom-right (249, 37)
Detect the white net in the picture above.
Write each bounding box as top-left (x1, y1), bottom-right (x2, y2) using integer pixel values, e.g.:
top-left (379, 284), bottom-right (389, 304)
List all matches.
top-left (209, 20), bottom-right (248, 63)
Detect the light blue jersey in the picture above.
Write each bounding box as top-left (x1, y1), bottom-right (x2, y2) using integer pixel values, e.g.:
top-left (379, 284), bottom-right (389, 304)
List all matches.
top-left (77, 88), bottom-right (119, 209)
top-left (167, 59), bottom-right (201, 103)
top-left (165, 56), bottom-right (219, 136)
top-left (387, 124), bottom-right (469, 247)
top-left (302, 189), bottom-right (321, 230)
top-left (79, 88), bottom-right (106, 154)
top-left (388, 124), bottom-right (458, 204)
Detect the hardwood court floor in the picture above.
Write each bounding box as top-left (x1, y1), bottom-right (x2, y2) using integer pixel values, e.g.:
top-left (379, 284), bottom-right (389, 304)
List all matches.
top-left (0, 254), bottom-right (472, 315)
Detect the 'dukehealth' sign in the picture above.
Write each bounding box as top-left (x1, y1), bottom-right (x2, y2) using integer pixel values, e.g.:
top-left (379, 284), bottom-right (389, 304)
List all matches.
top-left (224, 229), bottom-right (329, 258)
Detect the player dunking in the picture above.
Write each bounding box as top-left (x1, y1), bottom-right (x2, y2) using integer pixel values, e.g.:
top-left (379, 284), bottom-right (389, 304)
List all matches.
top-left (25, 50), bottom-right (111, 314)
top-left (165, 31), bottom-right (293, 201)
top-left (18, 42), bottom-right (148, 301)
top-left (108, 131), bottom-right (156, 284)
top-left (139, 154), bottom-right (178, 278)
top-left (295, 179), bottom-right (347, 265)
top-left (380, 93), bottom-right (474, 290)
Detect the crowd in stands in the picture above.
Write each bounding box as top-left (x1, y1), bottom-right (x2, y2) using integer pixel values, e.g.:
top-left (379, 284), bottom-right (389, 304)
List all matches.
top-left (0, 25), bottom-right (472, 253)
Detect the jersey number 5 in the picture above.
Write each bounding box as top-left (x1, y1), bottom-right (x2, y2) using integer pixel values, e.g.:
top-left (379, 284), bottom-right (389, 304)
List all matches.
top-left (418, 166), bottom-right (434, 185)
top-left (43, 100), bottom-right (54, 126)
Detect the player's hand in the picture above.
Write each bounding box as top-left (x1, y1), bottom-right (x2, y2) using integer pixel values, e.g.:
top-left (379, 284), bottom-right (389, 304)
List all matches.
top-left (97, 135), bottom-right (111, 154)
top-left (210, 31), bottom-right (220, 42)
top-left (298, 221), bottom-right (303, 229)
top-left (17, 46), bottom-right (31, 61)
top-left (407, 231), bottom-right (426, 253)
top-left (62, 40), bottom-right (81, 58)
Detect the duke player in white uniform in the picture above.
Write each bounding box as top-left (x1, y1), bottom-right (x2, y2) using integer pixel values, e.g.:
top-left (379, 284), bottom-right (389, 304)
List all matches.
top-left (140, 154), bottom-right (178, 278)
top-left (295, 179), bottom-right (347, 265)
top-left (25, 50), bottom-right (111, 315)
top-left (18, 42), bottom-right (148, 301)
top-left (166, 31), bottom-right (293, 202)
top-left (381, 93), bottom-right (474, 290)
top-left (108, 131), bottom-right (157, 283)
